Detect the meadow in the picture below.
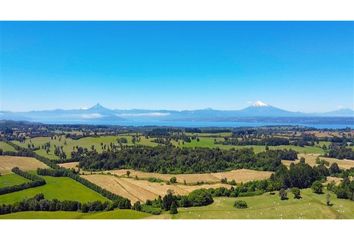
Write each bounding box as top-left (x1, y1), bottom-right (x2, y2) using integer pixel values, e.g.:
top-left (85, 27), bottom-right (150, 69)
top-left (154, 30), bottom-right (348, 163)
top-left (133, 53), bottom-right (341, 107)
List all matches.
top-left (0, 173), bottom-right (29, 188)
top-left (0, 175), bottom-right (108, 204)
top-left (0, 209), bottom-right (151, 219)
top-left (0, 141), bottom-right (17, 152)
top-left (154, 189), bottom-right (354, 219)
top-left (172, 137), bottom-right (325, 154)
top-left (12, 135), bottom-right (158, 160)
top-left (11, 134), bottom-right (325, 160)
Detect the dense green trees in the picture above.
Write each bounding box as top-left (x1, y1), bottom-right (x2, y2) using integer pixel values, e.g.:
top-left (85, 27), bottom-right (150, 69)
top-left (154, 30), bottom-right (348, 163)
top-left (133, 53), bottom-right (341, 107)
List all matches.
top-left (329, 177), bottom-right (354, 200)
top-left (75, 145), bottom-right (292, 173)
top-left (326, 145), bottom-right (354, 160)
top-left (271, 162), bottom-right (325, 189)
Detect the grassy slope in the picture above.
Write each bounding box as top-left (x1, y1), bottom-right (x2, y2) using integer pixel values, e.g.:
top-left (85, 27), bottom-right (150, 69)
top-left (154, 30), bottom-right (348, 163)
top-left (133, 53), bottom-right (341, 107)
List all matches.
top-left (155, 189), bottom-right (354, 219)
top-left (13, 135), bottom-right (158, 160)
top-left (0, 173), bottom-right (29, 188)
top-left (172, 137), bottom-right (325, 154)
top-left (0, 175), bottom-right (108, 204)
top-left (0, 141), bottom-right (16, 152)
top-left (0, 209), bottom-right (151, 219)
top-left (12, 134), bottom-right (325, 160)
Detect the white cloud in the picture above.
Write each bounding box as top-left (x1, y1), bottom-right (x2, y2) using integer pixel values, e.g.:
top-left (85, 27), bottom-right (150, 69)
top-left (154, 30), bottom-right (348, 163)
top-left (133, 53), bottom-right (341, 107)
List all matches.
top-left (252, 100), bottom-right (268, 107)
top-left (80, 113), bottom-right (103, 119)
top-left (117, 112), bottom-right (170, 117)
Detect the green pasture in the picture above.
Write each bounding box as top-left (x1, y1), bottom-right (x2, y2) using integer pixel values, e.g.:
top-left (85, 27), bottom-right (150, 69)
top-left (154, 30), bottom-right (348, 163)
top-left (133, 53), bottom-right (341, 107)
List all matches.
top-left (0, 175), bottom-right (108, 204)
top-left (0, 209), bottom-right (150, 219)
top-left (158, 188), bottom-right (354, 219)
top-left (0, 173), bottom-right (29, 188)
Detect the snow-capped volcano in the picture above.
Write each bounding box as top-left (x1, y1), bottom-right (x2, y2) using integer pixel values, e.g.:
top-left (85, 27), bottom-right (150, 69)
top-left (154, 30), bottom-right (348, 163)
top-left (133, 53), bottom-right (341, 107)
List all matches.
top-left (252, 101), bottom-right (269, 107)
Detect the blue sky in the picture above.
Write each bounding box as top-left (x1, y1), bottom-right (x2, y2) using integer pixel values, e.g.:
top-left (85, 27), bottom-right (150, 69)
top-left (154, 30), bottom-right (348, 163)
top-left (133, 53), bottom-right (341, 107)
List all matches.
top-left (0, 21), bottom-right (353, 112)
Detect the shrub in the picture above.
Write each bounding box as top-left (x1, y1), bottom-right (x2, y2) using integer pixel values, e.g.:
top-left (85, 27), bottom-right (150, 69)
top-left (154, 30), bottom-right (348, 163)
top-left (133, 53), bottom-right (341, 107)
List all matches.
top-left (169, 201), bottom-right (178, 214)
top-left (311, 181), bottom-right (323, 194)
top-left (291, 187), bottom-right (301, 199)
top-left (234, 200), bottom-right (248, 209)
top-left (279, 188), bottom-right (288, 200)
top-left (169, 177), bottom-right (177, 184)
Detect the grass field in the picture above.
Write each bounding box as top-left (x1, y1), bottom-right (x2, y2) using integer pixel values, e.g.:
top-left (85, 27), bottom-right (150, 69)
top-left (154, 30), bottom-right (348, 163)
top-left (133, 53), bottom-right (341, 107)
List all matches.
top-left (82, 174), bottom-right (231, 203)
top-left (0, 175), bottom-right (108, 204)
top-left (152, 188), bottom-right (354, 219)
top-left (13, 135), bottom-right (158, 160)
top-left (0, 173), bottom-right (29, 188)
top-left (171, 137), bottom-right (325, 154)
top-left (105, 168), bottom-right (272, 184)
top-left (0, 141), bottom-right (17, 152)
top-left (0, 156), bottom-right (48, 174)
top-left (12, 134), bottom-right (326, 160)
top-left (0, 209), bottom-right (151, 219)
top-left (282, 153), bottom-right (354, 170)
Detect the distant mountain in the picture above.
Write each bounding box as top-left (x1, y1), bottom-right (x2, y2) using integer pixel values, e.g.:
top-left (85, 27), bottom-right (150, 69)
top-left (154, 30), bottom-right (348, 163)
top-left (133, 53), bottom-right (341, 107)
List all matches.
top-left (321, 108), bottom-right (354, 117)
top-left (235, 101), bottom-right (301, 117)
top-left (0, 103), bottom-right (124, 123)
top-left (0, 101), bottom-right (353, 125)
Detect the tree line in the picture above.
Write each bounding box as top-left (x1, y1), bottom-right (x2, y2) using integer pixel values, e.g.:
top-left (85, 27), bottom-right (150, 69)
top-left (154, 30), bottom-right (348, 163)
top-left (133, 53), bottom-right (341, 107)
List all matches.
top-left (0, 193), bottom-right (127, 215)
top-left (325, 145), bottom-right (354, 160)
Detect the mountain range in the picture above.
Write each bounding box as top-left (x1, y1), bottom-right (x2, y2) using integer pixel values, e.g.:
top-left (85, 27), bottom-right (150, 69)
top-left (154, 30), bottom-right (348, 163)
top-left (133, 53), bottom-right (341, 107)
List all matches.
top-left (1, 101), bottom-right (353, 125)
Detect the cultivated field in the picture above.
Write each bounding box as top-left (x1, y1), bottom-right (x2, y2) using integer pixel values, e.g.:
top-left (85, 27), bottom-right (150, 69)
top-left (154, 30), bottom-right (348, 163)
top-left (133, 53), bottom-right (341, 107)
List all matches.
top-left (0, 156), bottom-right (48, 174)
top-left (0, 209), bottom-right (151, 219)
top-left (0, 175), bottom-right (108, 204)
top-left (106, 168), bottom-right (272, 184)
top-left (152, 189), bottom-right (354, 219)
top-left (58, 162), bottom-right (80, 171)
top-left (82, 174), bottom-right (231, 203)
top-left (282, 153), bottom-right (354, 169)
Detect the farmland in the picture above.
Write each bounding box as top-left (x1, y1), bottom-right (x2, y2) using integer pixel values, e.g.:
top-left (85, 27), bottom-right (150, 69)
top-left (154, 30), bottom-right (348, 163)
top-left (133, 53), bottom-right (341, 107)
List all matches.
top-left (282, 153), bottom-right (354, 169)
top-left (0, 156), bottom-right (48, 174)
top-left (12, 135), bottom-right (158, 160)
top-left (153, 189), bottom-right (354, 219)
top-left (1, 123), bottom-right (353, 219)
top-left (0, 173), bottom-right (29, 188)
top-left (104, 168), bottom-right (272, 185)
top-left (82, 174), bottom-right (231, 203)
top-left (0, 141), bottom-right (16, 152)
top-left (0, 209), bottom-right (151, 219)
top-left (0, 175), bottom-right (108, 204)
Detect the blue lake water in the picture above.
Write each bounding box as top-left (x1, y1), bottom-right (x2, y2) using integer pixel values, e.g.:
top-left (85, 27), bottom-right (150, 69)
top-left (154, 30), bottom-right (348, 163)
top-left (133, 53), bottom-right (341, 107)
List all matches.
top-left (60, 120), bottom-right (353, 129)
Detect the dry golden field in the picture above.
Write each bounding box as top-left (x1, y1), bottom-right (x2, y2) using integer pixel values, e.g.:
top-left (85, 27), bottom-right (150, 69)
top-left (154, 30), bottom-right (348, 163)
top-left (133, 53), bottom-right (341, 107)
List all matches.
top-left (58, 162), bottom-right (80, 171)
top-left (104, 168), bottom-right (272, 184)
top-left (81, 174), bottom-right (231, 203)
top-left (0, 156), bottom-right (48, 174)
top-left (282, 153), bottom-right (354, 170)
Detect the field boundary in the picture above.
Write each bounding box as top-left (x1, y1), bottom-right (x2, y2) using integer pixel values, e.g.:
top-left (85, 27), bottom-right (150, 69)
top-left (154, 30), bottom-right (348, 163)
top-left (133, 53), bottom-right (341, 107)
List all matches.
top-left (0, 167), bottom-right (46, 195)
